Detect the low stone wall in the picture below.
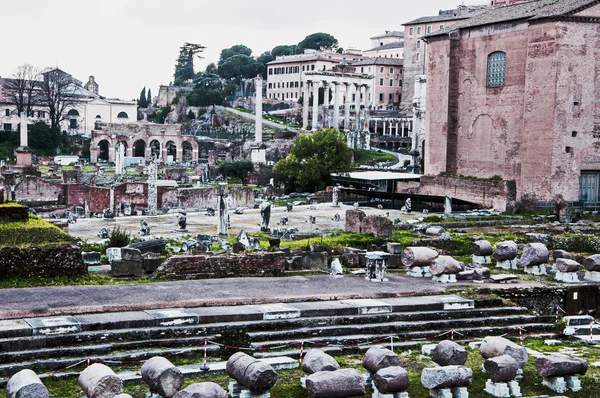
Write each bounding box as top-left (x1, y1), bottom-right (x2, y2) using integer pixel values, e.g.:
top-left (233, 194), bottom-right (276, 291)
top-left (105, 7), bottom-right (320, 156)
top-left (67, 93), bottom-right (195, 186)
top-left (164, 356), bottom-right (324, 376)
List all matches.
top-left (154, 252), bottom-right (286, 279)
top-left (418, 175), bottom-right (517, 212)
top-left (0, 245), bottom-right (86, 279)
top-left (0, 205), bottom-right (28, 221)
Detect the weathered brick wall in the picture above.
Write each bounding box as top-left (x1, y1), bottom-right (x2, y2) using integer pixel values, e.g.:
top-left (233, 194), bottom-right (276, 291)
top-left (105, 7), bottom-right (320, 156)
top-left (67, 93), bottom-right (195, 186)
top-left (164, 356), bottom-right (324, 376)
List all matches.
top-left (419, 175), bottom-right (516, 212)
top-left (159, 186), bottom-right (255, 210)
top-left (345, 209), bottom-right (366, 233)
top-left (345, 209), bottom-right (392, 238)
top-left (0, 245), bottom-right (86, 279)
top-left (15, 177), bottom-right (63, 202)
top-left (115, 183), bottom-right (148, 212)
top-left (425, 19), bottom-right (600, 203)
top-left (155, 252), bottom-right (286, 279)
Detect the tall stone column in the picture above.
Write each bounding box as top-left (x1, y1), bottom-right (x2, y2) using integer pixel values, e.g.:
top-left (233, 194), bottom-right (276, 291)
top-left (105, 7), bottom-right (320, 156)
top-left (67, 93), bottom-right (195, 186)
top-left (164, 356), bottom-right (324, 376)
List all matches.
top-left (302, 81), bottom-right (310, 130)
top-left (255, 75), bottom-right (263, 142)
top-left (147, 157), bottom-right (157, 216)
top-left (323, 81), bottom-right (330, 128)
top-left (19, 112), bottom-right (28, 147)
top-left (354, 84), bottom-right (361, 133)
top-left (217, 183), bottom-right (228, 236)
top-left (311, 80), bottom-right (320, 130)
top-left (364, 85), bottom-right (371, 131)
top-left (344, 83), bottom-right (351, 131)
top-left (333, 82), bottom-right (340, 130)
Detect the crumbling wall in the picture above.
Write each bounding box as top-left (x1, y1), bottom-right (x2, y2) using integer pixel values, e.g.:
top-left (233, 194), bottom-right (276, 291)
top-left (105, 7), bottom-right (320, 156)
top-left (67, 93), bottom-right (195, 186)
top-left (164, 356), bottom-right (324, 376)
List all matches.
top-left (159, 186), bottom-right (255, 210)
top-left (155, 252), bottom-right (286, 279)
top-left (344, 209), bottom-right (392, 238)
top-left (0, 245), bottom-right (86, 279)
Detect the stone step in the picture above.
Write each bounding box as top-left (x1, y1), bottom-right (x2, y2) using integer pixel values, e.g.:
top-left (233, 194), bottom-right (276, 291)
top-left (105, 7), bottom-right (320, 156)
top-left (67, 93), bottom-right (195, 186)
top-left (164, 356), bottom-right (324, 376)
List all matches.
top-left (246, 314), bottom-right (545, 341)
top-left (250, 323), bottom-right (557, 352)
top-left (0, 306), bottom-right (531, 352)
top-left (0, 344), bottom-right (221, 378)
top-left (0, 335), bottom-right (221, 363)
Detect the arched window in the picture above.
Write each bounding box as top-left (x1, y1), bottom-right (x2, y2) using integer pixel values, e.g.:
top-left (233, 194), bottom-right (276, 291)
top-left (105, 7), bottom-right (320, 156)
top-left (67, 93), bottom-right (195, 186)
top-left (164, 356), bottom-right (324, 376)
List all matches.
top-left (67, 109), bottom-right (79, 116)
top-left (117, 111), bottom-right (128, 119)
top-left (487, 51), bottom-right (506, 87)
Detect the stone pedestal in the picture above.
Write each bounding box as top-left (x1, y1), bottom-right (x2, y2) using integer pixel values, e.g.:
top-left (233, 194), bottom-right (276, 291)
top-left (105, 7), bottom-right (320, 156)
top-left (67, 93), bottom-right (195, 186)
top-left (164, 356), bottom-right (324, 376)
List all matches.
top-left (472, 255), bottom-right (492, 265)
top-left (429, 388), bottom-right (452, 398)
top-left (565, 375), bottom-right (582, 391)
top-left (432, 274), bottom-right (457, 284)
top-left (228, 381), bottom-right (271, 398)
top-left (484, 380), bottom-right (521, 397)
top-left (542, 376), bottom-right (567, 393)
top-left (15, 147), bottom-right (33, 167)
top-left (408, 266), bottom-right (431, 278)
top-left (584, 271), bottom-right (600, 282)
top-left (373, 386), bottom-right (409, 398)
top-left (555, 271), bottom-right (581, 283)
top-left (523, 265), bottom-right (546, 275)
top-left (496, 259), bottom-right (517, 270)
top-left (452, 387), bottom-right (469, 398)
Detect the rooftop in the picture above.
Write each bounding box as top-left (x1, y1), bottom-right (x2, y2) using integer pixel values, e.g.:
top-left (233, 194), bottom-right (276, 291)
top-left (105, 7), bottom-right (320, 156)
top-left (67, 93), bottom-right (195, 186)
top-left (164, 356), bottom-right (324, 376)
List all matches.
top-left (363, 42), bottom-right (405, 53)
top-left (332, 171), bottom-right (421, 181)
top-left (370, 30), bottom-right (404, 39)
top-left (425, 0), bottom-right (600, 38)
top-left (352, 57), bottom-right (404, 66)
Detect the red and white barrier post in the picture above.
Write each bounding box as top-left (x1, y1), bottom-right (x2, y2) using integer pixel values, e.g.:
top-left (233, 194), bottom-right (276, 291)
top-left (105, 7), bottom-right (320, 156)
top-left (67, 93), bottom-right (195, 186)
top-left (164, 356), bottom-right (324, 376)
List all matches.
top-left (299, 340), bottom-right (304, 364)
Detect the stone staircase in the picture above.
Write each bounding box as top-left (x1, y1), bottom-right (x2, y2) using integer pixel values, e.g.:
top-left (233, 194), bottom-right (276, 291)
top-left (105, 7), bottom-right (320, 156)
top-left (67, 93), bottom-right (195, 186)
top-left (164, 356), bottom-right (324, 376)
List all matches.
top-left (0, 294), bottom-right (558, 381)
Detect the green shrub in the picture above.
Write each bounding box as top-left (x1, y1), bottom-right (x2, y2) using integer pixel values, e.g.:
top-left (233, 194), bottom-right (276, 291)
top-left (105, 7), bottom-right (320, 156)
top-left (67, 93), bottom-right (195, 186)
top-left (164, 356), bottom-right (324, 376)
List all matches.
top-left (424, 214), bottom-right (442, 223)
top-left (107, 226), bottom-right (131, 247)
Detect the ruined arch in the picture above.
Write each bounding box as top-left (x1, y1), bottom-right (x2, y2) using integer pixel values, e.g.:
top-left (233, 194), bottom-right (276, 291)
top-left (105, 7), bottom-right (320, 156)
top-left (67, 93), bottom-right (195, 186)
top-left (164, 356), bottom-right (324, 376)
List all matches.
top-left (182, 141), bottom-right (193, 163)
top-left (98, 140), bottom-right (110, 162)
top-left (133, 139), bottom-right (146, 158)
top-left (116, 140), bottom-right (128, 154)
top-left (149, 140), bottom-right (161, 160)
top-left (166, 140), bottom-right (177, 162)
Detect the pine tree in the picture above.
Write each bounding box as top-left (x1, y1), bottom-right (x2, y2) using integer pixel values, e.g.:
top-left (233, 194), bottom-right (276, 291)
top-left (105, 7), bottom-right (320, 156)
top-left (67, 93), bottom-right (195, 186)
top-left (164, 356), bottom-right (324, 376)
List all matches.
top-left (138, 87), bottom-right (147, 108)
top-left (146, 88), bottom-right (152, 108)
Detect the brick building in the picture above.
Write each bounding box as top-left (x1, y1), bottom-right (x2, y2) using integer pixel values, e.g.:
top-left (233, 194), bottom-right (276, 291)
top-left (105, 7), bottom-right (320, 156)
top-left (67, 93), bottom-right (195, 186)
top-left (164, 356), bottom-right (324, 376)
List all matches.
top-left (400, 6), bottom-right (485, 112)
top-left (422, 0), bottom-right (600, 207)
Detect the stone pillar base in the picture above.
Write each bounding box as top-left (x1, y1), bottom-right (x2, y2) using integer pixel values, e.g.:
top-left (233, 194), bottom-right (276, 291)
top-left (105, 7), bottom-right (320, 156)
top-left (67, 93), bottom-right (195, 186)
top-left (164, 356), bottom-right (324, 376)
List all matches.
top-left (585, 271), bottom-right (600, 282)
top-left (429, 388), bottom-right (452, 398)
top-left (432, 274), bottom-right (457, 283)
top-left (523, 265), bottom-right (547, 275)
top-left (496, 259), bottom-right (518, 270)
top-left (565, 375), bottom-right (582, 391)
top-left (472, 255), bottom-right (492, 265)
top-left (407, 266), bottom-right (431, 278)
top-left (555, 271), bottom-right (581, 283)
top-left (373, 385), bottom-right (409, 398)
top-left (542, 376), bottom-right (567, 394)
top-left (484, 380), bottom-right (521, 397)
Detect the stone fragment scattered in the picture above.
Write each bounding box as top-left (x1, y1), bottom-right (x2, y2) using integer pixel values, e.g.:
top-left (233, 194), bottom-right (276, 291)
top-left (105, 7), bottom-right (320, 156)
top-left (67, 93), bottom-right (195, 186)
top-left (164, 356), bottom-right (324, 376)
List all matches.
top-left (480, 336), bottom-right (528, 368)
top-left (78, 363), bottom-right (124, 398)
top-left (6, 369), bottom-right (49, 398)
top-left (373, 366), bottom-right (409, 394)
top-left (140, 356), bottom-right (184, 398)
top-left (401, 247), bottom-right (438, 267)
top-left (362, 345), bottom-right (402, 374)
top-left (520, 243), bottom-right (549, 267)
top-left (226, 352), bottom-right (277, 394)
top-left (432, 340), bottom-right (468, 366)
top-left (173, 382), bottom-right (227, 398)
top-left (484, 355), bottom-right (519, 382)
top-left (302, 350), bottom-right (341, 374)
top-left (494, 241), bottom-right (518, 261)
top-left (305, 368), bottom-right (365, 398)
top-left (535, 355), bottom-right (588, 378)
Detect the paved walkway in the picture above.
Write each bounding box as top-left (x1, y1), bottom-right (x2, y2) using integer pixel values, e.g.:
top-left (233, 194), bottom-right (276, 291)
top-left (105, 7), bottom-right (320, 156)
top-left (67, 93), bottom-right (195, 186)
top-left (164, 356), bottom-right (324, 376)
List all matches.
top-left (0, 273), bottom-right (541, 320)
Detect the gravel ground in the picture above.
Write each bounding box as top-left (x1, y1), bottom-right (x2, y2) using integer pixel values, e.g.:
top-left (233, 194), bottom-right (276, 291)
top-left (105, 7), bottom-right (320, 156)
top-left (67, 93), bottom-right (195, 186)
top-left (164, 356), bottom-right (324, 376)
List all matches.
top-left (68, 203), bottom-right (424, 242)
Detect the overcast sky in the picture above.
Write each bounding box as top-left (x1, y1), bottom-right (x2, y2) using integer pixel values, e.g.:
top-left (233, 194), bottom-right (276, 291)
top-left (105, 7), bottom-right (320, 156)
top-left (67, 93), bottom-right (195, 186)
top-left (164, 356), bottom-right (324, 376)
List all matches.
top-left (2, 0), bottom-right (462, 100)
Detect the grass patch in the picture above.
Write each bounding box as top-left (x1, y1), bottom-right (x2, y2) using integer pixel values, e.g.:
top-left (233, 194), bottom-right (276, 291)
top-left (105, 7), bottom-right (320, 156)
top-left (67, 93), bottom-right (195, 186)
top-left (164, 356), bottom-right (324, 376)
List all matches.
top-left (0, 214), bottom-right (75, 247)
top-left (280, 232), bottom-right (383, 251)
top-left (17, 343), bottom-right (600, 397)
top-left (353, 149), bottom-right (396, 165)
